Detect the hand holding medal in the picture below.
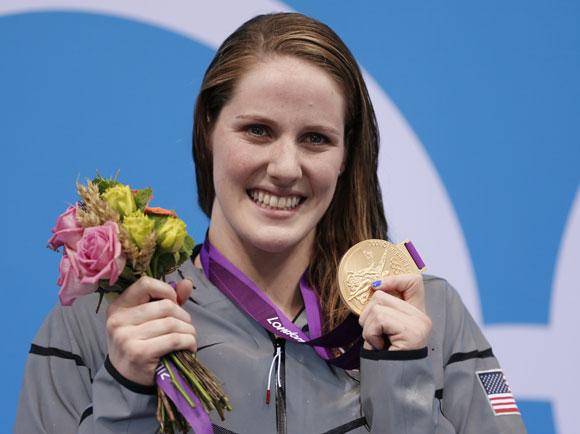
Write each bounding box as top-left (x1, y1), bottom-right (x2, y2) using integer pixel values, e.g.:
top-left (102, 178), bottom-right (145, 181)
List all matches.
top-left (338, 240), bottom-right (432, 351)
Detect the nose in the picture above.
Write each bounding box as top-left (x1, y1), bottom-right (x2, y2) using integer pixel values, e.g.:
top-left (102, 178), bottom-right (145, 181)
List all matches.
top-left (266, 138), bottom-right (302, 186)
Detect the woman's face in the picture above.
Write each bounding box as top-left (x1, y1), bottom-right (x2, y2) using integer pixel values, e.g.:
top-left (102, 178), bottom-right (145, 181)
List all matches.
top-left (208, 55), bottom-right (346, 256)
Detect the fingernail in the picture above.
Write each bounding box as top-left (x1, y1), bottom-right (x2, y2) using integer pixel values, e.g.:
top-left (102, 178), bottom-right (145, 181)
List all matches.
top-left (371, 280), bottom-right (382, 288)
top-left (168, 281), bottom-right (177, 289)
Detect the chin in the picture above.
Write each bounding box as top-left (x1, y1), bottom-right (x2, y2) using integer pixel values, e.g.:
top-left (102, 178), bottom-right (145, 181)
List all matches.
top-left (243, 227), bottom-right (312, 255)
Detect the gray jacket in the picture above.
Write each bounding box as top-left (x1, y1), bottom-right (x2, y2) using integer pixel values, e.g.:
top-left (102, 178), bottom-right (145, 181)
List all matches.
top-left (16, 260), bottom-right (527, 433)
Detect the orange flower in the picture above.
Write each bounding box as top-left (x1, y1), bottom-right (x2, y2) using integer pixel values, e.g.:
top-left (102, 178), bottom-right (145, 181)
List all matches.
top-left (144, 206), bottom-right (177, 217)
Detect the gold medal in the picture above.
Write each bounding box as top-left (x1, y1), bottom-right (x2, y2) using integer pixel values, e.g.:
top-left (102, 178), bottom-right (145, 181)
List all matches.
top-left (337, 239), bottom-right (426, 315)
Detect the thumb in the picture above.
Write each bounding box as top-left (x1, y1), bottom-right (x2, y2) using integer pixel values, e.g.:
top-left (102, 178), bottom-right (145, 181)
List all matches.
top-left (174, 278), bottom-right (194, 305)
top-left (377, 274), bottom-right (425, 309)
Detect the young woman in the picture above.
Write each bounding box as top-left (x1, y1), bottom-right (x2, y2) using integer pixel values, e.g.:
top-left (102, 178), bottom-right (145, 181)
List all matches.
top-left (16, 13), bottom-right (527, 434)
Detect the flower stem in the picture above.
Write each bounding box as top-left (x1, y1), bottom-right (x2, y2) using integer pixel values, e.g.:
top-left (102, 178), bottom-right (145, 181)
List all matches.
top-left (169, 353), bottom-right (214, 411)
top-left (161, 357), bottom-right (196, 408)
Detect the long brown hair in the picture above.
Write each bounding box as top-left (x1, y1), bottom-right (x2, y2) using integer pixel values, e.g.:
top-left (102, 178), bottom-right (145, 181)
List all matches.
top-left (193, 13), bottom-right (388, 329)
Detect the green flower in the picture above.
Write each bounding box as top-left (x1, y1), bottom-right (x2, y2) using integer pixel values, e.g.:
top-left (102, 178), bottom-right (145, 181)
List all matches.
top-left (102, 184), bottom-right (136, 217)
top-left (156, 217), bottom-right (187, 252)
top-left (122, 211), bottom-right (155, 248)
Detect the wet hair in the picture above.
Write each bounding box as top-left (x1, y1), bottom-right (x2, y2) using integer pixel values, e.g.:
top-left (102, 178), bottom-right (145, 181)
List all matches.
top-left (193, 12), bottom-right (388, 329)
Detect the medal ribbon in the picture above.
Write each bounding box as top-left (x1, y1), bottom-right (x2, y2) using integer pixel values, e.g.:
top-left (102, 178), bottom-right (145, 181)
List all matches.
top-left (155, 361), bottom-right (212, 434)
top-left (200, 237), bottom-right (362, 369)
top-left (156, 238), bottom-right (423, 431)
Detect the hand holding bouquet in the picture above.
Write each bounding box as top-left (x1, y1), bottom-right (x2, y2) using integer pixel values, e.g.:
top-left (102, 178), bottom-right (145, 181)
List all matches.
top-left (48, 175), bottom-right (230, 433)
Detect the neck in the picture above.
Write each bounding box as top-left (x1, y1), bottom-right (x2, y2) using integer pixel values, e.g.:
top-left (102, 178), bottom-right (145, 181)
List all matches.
top-left (205, 229), bottom-right (312, 319)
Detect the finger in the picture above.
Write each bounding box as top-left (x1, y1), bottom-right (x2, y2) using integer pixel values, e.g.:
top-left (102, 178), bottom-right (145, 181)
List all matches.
top-left (370, 279), bottom-right (402, 300)
top-left (361, 304), bottom-right (426, 351)
top-left (113, 276), bottom-right (178, 309)
top-left (368, 290), bottom-right (424, 317)
top-left (373, 274), bottom-right (420, 294)
top-left (361, 306), bottom-right (407, 350)
top-left (372, 274), bottom-right (425, 309)
top-left (362, 303), bottom-right (409, 335)
top-left (174, 279), bottom-right (193, 305)
top-left (110, 298), bottom-right (192, 327)
top-left (359, 290), bottom-right (411, 325)
top-left (362, 312), bottom-right (388, 350)
top-left (140, 333), bottom-right (198, 359)
top-left (134, 317), bottom-right (197, 342)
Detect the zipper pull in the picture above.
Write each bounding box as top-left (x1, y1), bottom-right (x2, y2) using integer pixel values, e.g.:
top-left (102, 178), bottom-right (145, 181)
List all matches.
top-left (266, 344), bottom-right (282, 405)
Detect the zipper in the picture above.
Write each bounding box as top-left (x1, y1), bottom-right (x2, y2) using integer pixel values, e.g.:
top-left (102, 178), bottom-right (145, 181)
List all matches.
top-left (267, 335), bottom-right (287, 434)
top-left (275, 338), bottom-right (287, 434)
top-left (267, 307), bottom-right (302, 434)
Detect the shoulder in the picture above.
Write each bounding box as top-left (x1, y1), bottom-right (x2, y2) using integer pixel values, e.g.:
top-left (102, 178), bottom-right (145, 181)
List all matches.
top-left (423, 274), bottom-right (465, 317)
top-left (57, 291), bottom-right (109, 331)
top-left (422, 274), bottom-right (491, 361)
top-left (41, 292), bottom-right (107, 334)
top-left (422, 273), bottom-right (475, 331)
top-left (35, 292), bottom-right (109, 372)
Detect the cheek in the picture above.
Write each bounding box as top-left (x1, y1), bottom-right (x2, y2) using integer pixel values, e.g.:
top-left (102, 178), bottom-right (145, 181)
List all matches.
top-left (308, 153), bottom-right (344, 193)
top-left (219, 152), bottom-right (252, 179)
top-left (212, 144), bottom-right (260, 193)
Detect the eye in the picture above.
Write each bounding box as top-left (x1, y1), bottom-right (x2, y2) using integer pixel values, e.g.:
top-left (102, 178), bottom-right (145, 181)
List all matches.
top-left (247, 124), bottom-right (269, 137)
top-left (303, 132), bottom-right (329, 145)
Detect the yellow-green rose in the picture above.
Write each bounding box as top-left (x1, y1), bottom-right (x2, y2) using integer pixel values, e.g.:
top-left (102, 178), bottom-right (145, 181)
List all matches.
top-left (156, 217), bottom-right (187, 252)
top-left (122, 211), bottom-right (155, 248)
top-left (102, 184), bottom-right (136, 217)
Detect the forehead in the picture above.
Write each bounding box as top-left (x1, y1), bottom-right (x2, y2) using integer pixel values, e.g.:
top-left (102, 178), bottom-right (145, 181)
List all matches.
top-left (223, 55), bottom-right (346, 126)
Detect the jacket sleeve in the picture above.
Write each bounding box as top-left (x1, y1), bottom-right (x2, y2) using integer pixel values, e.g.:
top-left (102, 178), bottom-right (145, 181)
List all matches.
top-left (360, 346), bottom-right (437, 433)
top-left (14, 296), bottom-right (160, 434)
top-left (435, 278), bottom-right (527, 434)
top-left (359, 277), bottom-right (527, 434)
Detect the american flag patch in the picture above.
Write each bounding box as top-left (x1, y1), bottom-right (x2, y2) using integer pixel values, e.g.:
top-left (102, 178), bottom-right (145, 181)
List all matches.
top-left (476, 369), bottom-right (520, 416)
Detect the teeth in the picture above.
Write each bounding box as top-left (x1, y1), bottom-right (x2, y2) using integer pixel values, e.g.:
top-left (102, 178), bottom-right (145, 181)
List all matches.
top-left (249, 190), bottom-right (302, 210)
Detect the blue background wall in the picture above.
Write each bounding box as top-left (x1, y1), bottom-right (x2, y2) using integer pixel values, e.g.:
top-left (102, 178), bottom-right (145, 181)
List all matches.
top-left (1, 1), bottom-right (578, 432)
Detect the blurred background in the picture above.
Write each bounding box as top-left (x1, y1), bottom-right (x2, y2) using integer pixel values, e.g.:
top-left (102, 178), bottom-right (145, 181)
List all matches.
top-left (1, 1), bottom-right (578, 432)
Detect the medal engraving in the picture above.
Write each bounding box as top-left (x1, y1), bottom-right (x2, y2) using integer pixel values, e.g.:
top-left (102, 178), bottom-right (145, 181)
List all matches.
top-left (338, 239), bottom-right (423, 315)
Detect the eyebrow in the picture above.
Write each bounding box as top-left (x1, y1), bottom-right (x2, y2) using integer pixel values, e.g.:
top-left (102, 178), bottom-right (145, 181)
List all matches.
top-left (235, 114), bottom-right (270, 122)
top-left (234, 114), bottom-right (342, 137)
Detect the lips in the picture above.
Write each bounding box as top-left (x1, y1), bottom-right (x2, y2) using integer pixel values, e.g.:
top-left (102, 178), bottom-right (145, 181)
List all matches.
top-left (248, 189), bottom-right (304, 210)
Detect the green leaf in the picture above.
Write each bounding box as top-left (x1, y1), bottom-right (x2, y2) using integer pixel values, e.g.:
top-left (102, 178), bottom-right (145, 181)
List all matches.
top-left (152, 251), bottom-right (181, 278)
top-left (120, 265), bottom-right (138, 282)
top-left (98, 280), bottom-right (126, 294)
top-left (92, 173), bottom-right (121, 194)
top-left (134, 187), bottom-right (153, 210)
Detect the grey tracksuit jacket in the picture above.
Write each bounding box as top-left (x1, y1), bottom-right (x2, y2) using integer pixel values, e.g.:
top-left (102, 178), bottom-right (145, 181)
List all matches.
top-left (16, 259), bottom-right (527, 433)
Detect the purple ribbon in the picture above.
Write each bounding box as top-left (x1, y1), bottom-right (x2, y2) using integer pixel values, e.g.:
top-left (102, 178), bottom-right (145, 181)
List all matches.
top-left (155, 360), bottom-right (213, 434)
top-left (200, 238), bottom-right (362, 369)
top-left (404, 241), bottom-right (425, 270)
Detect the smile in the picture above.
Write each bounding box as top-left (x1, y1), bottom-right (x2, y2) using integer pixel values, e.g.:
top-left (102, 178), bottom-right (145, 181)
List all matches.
top-left (248, 189), bottom-right (304, 210)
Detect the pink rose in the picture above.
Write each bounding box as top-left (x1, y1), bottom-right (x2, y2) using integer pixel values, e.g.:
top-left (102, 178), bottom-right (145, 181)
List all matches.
top-left (57, 249), bottom-right (98, 306)
top-left (48, 205), bottom-right (84, 250)
top-left (74, 221), bottom-right (126, 286)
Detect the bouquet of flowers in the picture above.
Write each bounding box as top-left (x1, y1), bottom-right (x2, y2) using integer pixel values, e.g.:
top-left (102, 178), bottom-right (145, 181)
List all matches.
top-left (47, 174), bottom-right (231, 434)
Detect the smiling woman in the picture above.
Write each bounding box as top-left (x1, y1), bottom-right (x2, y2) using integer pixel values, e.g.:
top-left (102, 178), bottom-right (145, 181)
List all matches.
top-left (15, 12), bottom-right (527, 434)
top-left (193, 14), bottom-right (388, 332)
